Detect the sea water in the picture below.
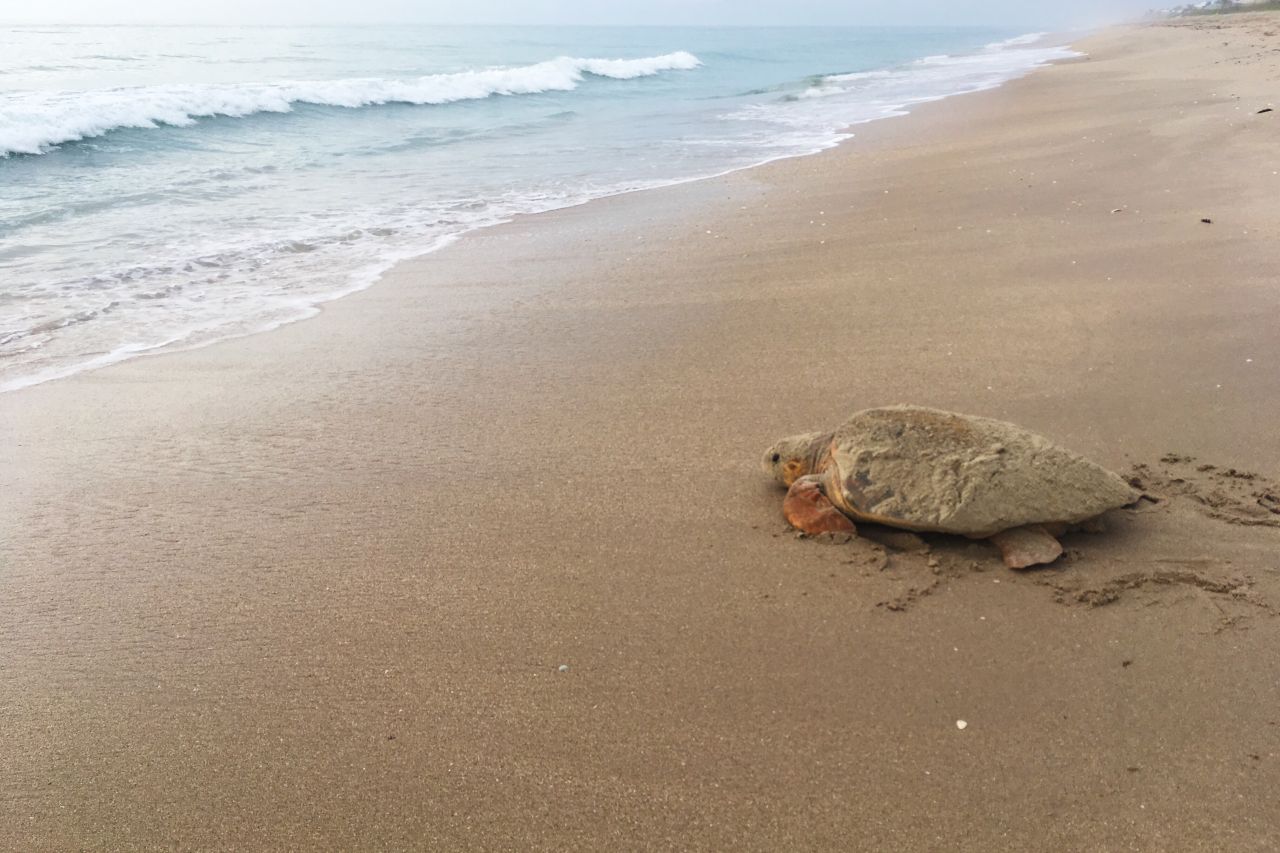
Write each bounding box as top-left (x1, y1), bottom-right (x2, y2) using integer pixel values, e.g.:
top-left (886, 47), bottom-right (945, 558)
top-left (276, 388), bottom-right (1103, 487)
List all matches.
top-left (0, 26), bottom-right (1075, 392)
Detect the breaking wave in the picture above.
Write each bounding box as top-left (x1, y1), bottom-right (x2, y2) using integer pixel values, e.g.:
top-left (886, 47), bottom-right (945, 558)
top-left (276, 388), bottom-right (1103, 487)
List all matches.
top-left (784, 33), bottom-right (1074, 105)
top-left (985, 32), bottom-right (1049, 49)
top-left (0, 51), bottom-right (702, 157)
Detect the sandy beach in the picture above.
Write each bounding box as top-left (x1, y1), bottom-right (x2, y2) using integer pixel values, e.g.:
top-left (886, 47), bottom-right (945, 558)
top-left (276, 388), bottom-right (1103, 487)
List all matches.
top-left (3, 13), bottom-right (1280, 851)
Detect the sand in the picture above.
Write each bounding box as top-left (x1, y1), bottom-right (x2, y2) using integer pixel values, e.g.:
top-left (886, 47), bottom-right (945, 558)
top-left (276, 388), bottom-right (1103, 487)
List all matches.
top-left (3, 14), bottom-right (1280, 851)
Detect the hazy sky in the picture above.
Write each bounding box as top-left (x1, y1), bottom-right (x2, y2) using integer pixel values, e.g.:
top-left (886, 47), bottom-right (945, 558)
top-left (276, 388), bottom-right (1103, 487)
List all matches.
top-left (4, 0), bottom-right (1159, 28)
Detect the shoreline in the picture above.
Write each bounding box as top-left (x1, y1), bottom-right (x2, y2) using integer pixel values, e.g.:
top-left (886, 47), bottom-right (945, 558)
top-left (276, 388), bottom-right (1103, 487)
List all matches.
top-left (0, 32), bottom-right (1079, 397)
top-left (5, 14), bottom-right (1280, 851)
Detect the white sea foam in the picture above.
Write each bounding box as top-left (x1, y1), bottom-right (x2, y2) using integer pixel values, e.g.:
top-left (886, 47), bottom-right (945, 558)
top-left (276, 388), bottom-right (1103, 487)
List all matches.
top-left (752, 34), bottom-right (1078, 121)
top-left (985, 32), bottom-right (1049, 49)
top-left (0, 51), bottom-right (702, 157)
top-left (0, 30), bottom-right (1079, 395)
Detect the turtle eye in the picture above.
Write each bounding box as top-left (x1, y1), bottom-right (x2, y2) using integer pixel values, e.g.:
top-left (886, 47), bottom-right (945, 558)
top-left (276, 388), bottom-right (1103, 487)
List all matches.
top-left (771, 453), bottom-right (781, 463)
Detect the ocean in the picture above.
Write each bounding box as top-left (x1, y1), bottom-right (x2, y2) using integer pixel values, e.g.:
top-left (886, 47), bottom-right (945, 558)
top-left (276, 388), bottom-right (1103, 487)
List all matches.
top-left (0, 25), bottom-right (1075, 393)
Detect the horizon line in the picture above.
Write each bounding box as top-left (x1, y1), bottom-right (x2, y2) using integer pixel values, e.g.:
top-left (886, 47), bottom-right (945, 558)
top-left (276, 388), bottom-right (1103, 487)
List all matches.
top-left (0, 20), bottom-right (1088, 29)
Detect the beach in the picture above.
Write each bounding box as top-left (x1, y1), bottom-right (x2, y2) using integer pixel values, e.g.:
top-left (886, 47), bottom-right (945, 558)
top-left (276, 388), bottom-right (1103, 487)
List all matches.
top-left (3, 12), bottom-right (1280, 851)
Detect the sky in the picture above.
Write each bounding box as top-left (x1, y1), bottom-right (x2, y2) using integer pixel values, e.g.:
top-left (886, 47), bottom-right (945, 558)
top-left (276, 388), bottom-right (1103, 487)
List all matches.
top-left (2, 0), bottom-right (1162, 28)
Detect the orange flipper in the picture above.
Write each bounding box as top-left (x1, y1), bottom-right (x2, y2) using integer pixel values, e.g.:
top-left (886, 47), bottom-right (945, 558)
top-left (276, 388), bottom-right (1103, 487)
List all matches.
top-left (783, 476), bottom-right (856, 535)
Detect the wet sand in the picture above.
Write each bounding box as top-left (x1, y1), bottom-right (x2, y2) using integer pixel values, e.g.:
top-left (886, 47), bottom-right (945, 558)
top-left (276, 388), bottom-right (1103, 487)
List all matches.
top-left (3, 14), bottom-right (1280, 851)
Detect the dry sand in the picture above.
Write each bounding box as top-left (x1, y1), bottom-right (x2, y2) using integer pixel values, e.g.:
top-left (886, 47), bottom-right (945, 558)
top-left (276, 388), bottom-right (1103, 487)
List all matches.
top-left (3, 14), bottom-right (1280, 851)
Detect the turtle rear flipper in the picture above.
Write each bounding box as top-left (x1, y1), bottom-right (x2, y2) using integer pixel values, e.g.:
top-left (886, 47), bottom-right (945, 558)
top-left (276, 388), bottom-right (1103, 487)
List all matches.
top-left (989, 525), bottom-right (1063, 569)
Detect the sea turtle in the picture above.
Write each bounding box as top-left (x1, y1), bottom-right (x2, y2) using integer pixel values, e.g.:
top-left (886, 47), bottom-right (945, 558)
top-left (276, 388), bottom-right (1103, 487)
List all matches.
top-left (762, 406), bottom-right (1139, 568)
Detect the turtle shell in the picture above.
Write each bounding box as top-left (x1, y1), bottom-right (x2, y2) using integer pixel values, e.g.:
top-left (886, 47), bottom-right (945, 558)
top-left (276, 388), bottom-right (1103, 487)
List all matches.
top-left (822, 406), bottom-right (1139, 537)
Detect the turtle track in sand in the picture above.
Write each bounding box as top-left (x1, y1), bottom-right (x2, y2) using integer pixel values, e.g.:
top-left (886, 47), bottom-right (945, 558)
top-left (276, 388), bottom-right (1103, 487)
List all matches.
top-left (785, 452), bottom-right (1280, 620)
top-left (1030, 455), bottom-right (1280, 625)
top-left (866, 544), bottom-right (1272, 629)
top-left (1129, 454), bottom-right (1280, 529)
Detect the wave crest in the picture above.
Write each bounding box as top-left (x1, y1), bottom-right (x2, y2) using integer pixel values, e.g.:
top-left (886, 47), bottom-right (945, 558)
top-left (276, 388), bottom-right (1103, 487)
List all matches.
top-left (785, 36), bottom-right (1074, 105)
top-left (0, 51), bottom-right (702, 157)
top-left (984, 32), bottom-right (1049, 50)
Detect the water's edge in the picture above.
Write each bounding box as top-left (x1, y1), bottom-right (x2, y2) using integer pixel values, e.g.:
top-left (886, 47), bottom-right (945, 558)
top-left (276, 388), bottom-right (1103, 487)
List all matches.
top-left (1, 35), bottom-right (1083, 396)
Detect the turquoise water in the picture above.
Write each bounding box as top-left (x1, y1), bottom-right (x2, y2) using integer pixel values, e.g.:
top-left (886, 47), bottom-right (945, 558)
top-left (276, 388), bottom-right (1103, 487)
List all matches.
top-left (0, 26), bottom-right (1074, 391)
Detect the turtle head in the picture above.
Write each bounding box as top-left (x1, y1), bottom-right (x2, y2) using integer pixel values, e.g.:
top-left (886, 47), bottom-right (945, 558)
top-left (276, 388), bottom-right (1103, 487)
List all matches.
top-left (762, 432), bottom-right (828, 487)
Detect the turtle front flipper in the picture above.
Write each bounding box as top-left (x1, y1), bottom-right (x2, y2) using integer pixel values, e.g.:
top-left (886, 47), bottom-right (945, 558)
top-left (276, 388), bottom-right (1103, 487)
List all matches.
top-left (783, 475), bottom-right (857, 535)
top-left (989, 525), bottom-right (1063, 569)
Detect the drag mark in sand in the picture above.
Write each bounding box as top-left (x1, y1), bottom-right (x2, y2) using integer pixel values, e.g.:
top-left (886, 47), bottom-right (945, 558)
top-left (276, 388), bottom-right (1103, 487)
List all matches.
top-left (779, 451), bottom-right (1280, 620)
top-left (1131, 454), bottom-right (1280, 529)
